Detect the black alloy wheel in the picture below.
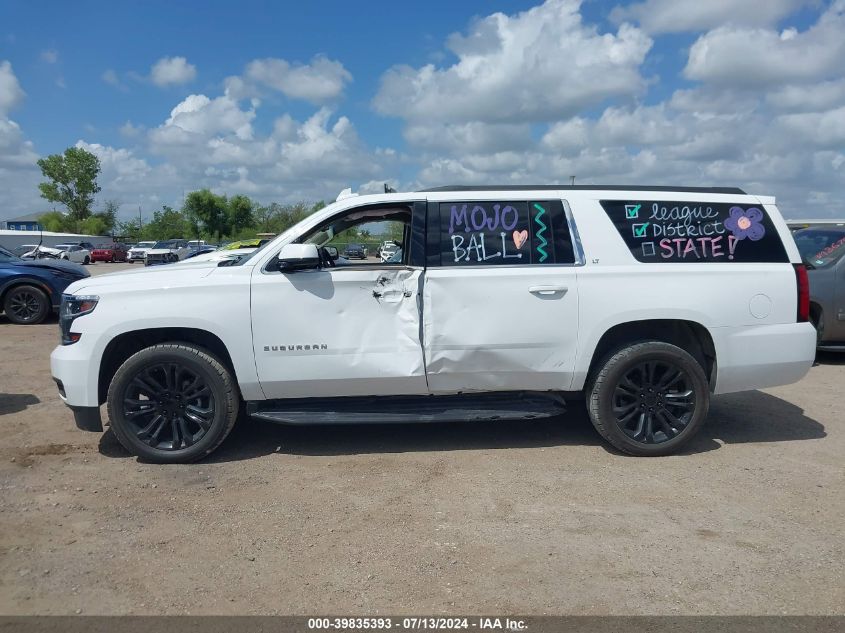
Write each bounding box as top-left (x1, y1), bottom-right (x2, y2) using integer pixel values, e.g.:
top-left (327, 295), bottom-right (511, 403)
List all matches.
top-left (121, 362), bottom-right (216, 451)
top-left (4, 285), bottom-right (50, 324)
top-left (587, 341), bottom-right (710, 456)
top-left (611, 360), bottom-right (695, 444)
top-left (106, 344), bottom-right (239, 463)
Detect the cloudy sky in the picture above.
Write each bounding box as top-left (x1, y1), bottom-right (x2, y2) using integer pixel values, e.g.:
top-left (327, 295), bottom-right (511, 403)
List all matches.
top-left (0, 0), bottom-right (843, 221)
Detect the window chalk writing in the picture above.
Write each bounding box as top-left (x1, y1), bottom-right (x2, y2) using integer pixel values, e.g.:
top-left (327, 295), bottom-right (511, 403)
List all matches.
top-left (449, 204), bottom-right (520, 234)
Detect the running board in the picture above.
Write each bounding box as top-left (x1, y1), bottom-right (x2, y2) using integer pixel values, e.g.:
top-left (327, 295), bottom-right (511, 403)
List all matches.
top-left (817, 344), bottom-right (845, 352)
top-left (247, 392), bottom-right (566, 425)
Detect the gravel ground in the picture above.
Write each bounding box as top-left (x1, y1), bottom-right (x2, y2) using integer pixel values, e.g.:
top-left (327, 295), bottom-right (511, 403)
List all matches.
top-left (0, 260), bottom-right (842, 615)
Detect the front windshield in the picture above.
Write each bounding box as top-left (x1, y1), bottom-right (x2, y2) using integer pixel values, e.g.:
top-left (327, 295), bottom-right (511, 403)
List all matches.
top-left (0, 245), bottom-right (20, 262)
top-left (153, 241), bottom-right (175, 249)
top-left (138, 242), bottom-right (156, 248)
top-left (54, 245), bottom-right (70, 251)
top-left (794, 229), bottom-right (845, 268)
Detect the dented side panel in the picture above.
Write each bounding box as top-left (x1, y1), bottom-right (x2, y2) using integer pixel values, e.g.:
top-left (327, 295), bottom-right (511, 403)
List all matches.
top-left (250, 267), bottom-right (428, 398)
top-left (422, 266), bottom-right (580, 393)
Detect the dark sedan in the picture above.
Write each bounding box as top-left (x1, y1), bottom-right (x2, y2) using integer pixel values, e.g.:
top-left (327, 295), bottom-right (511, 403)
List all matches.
top-left (343, 243), bottom-right (368, 259)
top-left (794, 227), bottom-right (845, 351)
top-left (0, 245), bottom-right (89, 324)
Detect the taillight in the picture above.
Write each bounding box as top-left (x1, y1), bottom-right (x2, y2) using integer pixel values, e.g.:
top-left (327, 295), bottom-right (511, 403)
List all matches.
top-left (794, 264), bottom-right (810, 323)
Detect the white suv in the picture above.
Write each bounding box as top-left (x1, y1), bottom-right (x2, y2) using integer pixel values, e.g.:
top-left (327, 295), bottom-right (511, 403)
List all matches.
top-left (51, 185), bottom-right (816, 462)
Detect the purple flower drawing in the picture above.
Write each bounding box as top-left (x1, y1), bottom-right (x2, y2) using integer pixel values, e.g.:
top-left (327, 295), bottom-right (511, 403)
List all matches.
top-left (725, 206), bottom-right (766, 241)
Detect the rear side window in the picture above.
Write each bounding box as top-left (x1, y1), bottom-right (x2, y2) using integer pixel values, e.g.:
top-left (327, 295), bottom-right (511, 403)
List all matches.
top-left (436, 200), bottom-right (574, 266)
top-left (600, 200), bottom-right (789, 263)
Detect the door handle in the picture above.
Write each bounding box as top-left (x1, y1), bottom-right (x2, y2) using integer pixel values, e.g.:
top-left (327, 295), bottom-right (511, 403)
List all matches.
top-left (529, 285), bottom-right (568, 296)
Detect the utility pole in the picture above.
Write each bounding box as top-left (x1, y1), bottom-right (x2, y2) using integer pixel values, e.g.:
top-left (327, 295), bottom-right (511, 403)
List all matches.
top-left (570, 176), bottom-right (576, 185)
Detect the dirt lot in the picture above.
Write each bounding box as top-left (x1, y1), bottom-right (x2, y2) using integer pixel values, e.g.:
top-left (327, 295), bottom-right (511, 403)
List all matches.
top-left (0, 261), bottom-right (842, 615)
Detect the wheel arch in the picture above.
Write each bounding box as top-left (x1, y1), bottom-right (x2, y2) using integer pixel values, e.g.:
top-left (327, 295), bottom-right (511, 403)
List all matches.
top-left (97, 327), bottom-right (238, 404)
top-left (0, 276), bottom-right (56, 309)
top-left (584, 319), bottom-right (717, 390)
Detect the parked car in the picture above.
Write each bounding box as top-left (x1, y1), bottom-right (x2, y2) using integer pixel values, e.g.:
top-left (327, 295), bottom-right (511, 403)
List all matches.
top-left (127, 241), bottom-right (157, 263)
top-left (221, 238), bottom-right (270, 251)
top-left (343, 243), bottom-right (367, 259)
top-left (53, 244), bottom-right (92, 264)
top-left (21, 245), bottom-right (63, 260)
top-left (64, 241), bottom-right (97, 252)
top-left (144, 239), bottom-right (191, 266)
top-left (793, 227), bottom-right (845, 351)
top-left (0, 245), bottom-right (89, 324)
top-left (90, 243), bottom-right (128, 263)
top-left (177, 247), bottom-right (254, 265)
top-left (183, 245), bottom-right (218, 259)
top-left (378, 241), bottom-right (400, 263)
top-left (52, 185), bottom-right (815, 463)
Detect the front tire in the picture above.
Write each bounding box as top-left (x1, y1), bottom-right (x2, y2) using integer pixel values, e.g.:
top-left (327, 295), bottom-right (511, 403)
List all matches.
top-left (106, 344), bottom-right (239, 463)
top-left (587, 341), bottom-right (710, 456)
top-left (83, 256), bottom-right (90, 265)
top-left (3, 284), bottom-right (51, 324)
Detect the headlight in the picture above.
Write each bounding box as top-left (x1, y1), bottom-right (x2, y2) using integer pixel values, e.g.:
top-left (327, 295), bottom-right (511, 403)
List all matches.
top-left (59, 294), bottom-right (99, 345)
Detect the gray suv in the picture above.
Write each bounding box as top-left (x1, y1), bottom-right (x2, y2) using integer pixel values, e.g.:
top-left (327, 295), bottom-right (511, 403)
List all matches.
top-left (794, 227), bottom-right (845, 350)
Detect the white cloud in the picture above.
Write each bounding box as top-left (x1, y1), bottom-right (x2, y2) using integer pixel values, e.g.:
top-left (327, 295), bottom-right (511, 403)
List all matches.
top-left (373, 0), bottom-right (652, 123)
top-left (150, 94), bottom-right (256, 147)
top-left (150, 56), bottom-right (197, 87)
top-left (403, 122), bottom-right (532, 154)
top-left (766, 79), bottom-right (845, 112)
top-left (0, 61), bottom-right (25, 116)
top-left (0, 62), bottom-right (42, 216)
top-left (40, 49), bottom-right (59, 64)
top-left (610, 0), bottom-right (809, 34)
top-left (242, 55), bottom-right (352, 103)
top-left (684, 1), bottom-right (845, 87)
top-left (119, 121), bottom-right (143, 138)
top-left (0, 117), bottom-right (38, 169)
top-left (777, 106), bottom-right (845, 149)
top-left (102, 69), bottom-right (128, 91)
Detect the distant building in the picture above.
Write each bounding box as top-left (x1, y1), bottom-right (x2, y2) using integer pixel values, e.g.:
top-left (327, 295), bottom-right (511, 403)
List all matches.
top-left (1, 212), bottom-right (45, 231)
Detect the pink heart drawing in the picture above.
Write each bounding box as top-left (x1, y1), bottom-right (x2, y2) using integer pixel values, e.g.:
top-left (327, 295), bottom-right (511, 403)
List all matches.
top-left (513, 229), bottom-right (528, 250)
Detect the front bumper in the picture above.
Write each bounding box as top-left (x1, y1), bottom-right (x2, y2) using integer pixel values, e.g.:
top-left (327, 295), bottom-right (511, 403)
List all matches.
top-left (51, 341), bottom-right (101, 408)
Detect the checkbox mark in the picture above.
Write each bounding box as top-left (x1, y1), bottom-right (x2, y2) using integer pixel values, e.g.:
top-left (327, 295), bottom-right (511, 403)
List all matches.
top-left (625, 204), bottom-right (641, 219)
top-left (632, 222), bottom-right (649, 238)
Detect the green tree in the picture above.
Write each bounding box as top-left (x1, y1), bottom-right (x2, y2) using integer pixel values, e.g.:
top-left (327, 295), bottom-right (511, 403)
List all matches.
top-left (227, 195), bottom-right (255, 235)
top-left (116, 218), bottom-right (143, 242)
top-left (38, 211), bottom-right (67, 233)
top-left (183, 189), bottom-right (228, 241)
top-left (37, 147), bottom-right (102, 220)
top-left (254, 203), bottom-right (277, 233)
top-left (96, 199), bottom-right (120, 233)
top-left (145, 205), bottom-right (188, 240)
top-left (78, 215), bottom-right (109, 237)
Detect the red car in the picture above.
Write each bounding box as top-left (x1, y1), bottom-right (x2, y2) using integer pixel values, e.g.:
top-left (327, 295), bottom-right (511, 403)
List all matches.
top-left (90, 243), bottom-right (128, 263)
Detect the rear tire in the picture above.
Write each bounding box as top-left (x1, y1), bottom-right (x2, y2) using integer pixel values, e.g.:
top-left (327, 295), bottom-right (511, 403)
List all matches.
top-left (106, 344), bottom-right (239, 463)
top-left (587, 341), bottom-right (710, 456)
top-left (3, 284), bottom-right (50, 324)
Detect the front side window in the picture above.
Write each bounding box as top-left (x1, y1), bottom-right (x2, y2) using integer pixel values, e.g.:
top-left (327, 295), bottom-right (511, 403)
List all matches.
top-left (437, 199), bottom-right (574, 266)
top-left (300, 206), bottom-right (413, 267)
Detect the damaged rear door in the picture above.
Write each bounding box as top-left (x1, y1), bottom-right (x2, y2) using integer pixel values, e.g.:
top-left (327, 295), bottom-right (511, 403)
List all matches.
top-left (422, 195), bottom-right (581, 393)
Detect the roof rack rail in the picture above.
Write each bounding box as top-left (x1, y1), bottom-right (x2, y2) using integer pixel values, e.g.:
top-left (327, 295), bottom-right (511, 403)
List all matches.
top-left (418, 185), bottom-right (748, 195)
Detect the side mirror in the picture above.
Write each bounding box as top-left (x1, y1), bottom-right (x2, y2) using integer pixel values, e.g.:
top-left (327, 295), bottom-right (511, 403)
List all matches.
top-left (324, 245), bottom-right (339, 261)
top-left (277, 243), bottom-right (320, 272)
